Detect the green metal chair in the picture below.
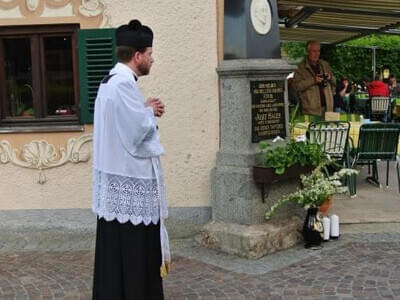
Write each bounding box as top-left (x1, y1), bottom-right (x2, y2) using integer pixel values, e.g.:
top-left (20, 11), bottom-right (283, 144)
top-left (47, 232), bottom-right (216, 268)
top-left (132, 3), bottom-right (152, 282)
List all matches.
top-left (306, 121), bottom-right (355, 195)
top-left (370, 96), bottom-right (391, 122)
top-left (350, 123), bottom-right (400, 194)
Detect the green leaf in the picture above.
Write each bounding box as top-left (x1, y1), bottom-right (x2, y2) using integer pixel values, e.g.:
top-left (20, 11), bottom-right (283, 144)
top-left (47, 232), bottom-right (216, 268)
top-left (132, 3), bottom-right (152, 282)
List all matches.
top-left (275, 167), bottom-right (285, 175)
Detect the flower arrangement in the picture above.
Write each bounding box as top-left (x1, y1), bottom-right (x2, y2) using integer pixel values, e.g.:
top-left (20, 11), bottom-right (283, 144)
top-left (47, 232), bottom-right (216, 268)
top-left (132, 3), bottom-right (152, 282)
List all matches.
top-left (265, 160), bottom-right (358, 219)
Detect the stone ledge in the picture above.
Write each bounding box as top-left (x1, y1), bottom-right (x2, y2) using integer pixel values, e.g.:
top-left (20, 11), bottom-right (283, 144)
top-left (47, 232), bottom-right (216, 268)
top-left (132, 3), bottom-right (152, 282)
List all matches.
top-left (217, 59), bottom-right (296, 76)
top-left (196, 216), bottom-right (303, 259)
top-left (0, 230), bottom-right (95, 252)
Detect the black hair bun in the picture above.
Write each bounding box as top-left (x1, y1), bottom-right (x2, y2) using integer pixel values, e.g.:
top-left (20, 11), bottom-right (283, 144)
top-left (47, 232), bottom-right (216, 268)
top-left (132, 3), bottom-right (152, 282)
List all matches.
top-left (129, 20), bottom-right (142, 29)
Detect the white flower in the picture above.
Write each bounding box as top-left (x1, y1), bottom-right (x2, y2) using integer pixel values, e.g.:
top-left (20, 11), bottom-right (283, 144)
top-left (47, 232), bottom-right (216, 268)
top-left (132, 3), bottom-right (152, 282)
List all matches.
top-left (272, 136), bottom-right (284, 143)
top-left (265, 162), bottom-right (360, 220)
top-left (337, 168), bottom-right (358, 176)
top-left (331, 180), bottom-right (343, 186)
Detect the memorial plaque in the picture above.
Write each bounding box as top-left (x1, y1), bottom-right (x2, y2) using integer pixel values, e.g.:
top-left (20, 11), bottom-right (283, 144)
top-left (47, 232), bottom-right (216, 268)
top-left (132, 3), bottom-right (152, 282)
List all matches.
top-left (251, 80), bottom-right (286, 142)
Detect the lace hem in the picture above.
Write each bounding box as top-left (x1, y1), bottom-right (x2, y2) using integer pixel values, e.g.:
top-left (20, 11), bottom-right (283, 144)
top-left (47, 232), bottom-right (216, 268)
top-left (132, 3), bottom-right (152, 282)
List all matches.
top-left (92, 169), bottom-right (161, 225)
top-left (93, 207), bottom-right (160, 225)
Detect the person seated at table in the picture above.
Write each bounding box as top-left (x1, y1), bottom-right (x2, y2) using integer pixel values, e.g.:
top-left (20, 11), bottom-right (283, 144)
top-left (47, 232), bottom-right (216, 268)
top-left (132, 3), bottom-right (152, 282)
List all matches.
top-left (388, 74), bottom-right (400, 98)
top-left (357, 77), bottom-right (370, 93)
top-left (368, 74), bottom-right (389, 97)
top-left (334, 77), bottom-right (352, 113)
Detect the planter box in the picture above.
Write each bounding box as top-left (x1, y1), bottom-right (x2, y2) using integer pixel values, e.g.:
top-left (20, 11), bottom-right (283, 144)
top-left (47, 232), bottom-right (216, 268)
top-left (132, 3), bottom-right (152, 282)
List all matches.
top-left (253, 164), bottom-right (314, 202)
top-left (253, 164), bottom-right (314, 185)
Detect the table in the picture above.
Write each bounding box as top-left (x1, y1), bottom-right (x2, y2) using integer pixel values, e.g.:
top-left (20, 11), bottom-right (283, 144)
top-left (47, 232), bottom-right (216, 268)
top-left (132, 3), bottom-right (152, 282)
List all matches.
top-left (341, 94), bottom-right (369, 114)
top-left (292, 121), bottom-right (400, 154)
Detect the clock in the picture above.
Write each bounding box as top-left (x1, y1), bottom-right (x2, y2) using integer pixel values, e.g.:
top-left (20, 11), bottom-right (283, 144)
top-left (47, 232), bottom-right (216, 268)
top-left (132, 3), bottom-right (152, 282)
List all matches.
top-left (250, 0), bottom-right (272, 35)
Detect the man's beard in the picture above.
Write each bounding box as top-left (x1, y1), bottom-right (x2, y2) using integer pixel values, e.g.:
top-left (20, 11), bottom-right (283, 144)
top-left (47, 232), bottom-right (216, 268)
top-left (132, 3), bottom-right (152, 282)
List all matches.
top-left (137, 62), bottom-right (150, 76)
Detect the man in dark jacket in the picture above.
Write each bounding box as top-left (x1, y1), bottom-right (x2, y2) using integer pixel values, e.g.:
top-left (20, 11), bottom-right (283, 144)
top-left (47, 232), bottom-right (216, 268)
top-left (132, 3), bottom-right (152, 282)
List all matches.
top-left (293, 40), bottom-right (336, 116)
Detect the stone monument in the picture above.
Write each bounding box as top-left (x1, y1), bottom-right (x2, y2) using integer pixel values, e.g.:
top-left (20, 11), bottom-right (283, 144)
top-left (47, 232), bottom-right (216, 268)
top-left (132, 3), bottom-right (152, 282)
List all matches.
top-left (198, 0), bottom-right (302, 259)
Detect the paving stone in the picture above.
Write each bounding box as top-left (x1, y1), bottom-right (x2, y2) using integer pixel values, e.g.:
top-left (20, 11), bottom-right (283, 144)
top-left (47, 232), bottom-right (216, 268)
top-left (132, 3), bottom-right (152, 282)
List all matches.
top-left (0, 231), bottom-right (399, 299)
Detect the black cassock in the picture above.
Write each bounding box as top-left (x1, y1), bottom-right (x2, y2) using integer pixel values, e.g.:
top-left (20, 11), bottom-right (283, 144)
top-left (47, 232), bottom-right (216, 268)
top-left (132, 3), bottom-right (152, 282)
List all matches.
top-left (92, 218), bottom-right (164, 300)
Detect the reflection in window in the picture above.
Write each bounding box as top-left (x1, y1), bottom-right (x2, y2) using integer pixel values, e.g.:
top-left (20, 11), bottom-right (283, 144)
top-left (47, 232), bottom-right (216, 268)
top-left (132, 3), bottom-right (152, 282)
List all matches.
top-left (4, 38), bottom-right (34, 118)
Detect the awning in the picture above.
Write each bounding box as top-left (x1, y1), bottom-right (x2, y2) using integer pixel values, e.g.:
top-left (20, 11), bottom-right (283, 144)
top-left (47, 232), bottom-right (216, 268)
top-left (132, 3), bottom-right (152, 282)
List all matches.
top-left (278, 0), bottom-right (400, 44)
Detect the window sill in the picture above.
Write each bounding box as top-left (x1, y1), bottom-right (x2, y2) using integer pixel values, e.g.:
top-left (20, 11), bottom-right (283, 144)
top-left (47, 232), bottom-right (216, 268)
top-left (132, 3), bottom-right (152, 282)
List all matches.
top-left (0, 125), bottom-right (85, 133)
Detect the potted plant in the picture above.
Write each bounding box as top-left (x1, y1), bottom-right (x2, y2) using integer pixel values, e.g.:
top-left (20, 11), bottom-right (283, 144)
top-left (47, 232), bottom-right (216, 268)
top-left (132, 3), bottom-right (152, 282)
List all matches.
top-left (265, 161), bottom-right (358, 247)
top-left (253, 139), bottom-right (325, 185)
top-left (265, 161), bottom-right (358, 219)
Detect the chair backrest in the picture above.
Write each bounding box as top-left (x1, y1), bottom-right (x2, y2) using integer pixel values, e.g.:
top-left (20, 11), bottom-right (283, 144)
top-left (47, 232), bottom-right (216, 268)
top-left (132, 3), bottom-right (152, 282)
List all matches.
top-left (307, 121), bottom-right (350, 160)
top-left (371, 96), bottom-right (390, 113)
top-left (356, 123), bottom-right (400, 161)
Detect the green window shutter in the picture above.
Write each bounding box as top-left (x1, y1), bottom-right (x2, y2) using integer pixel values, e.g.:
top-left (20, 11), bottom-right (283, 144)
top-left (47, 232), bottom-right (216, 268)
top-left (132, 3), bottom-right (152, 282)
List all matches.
top-left (78, 28), bottom-right (116, 124)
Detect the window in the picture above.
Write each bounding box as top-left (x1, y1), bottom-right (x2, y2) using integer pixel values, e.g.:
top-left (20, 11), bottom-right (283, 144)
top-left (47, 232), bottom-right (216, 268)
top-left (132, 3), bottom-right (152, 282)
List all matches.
top-left (0, 25), bottom-right (116, 130)
top-left (0, 24), bottom-right (81, 127)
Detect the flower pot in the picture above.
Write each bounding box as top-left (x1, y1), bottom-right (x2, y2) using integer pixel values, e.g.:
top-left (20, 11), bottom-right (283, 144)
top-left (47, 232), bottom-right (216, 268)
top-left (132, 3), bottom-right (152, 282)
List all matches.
top-left (318, 197), bottom-right (332, 214)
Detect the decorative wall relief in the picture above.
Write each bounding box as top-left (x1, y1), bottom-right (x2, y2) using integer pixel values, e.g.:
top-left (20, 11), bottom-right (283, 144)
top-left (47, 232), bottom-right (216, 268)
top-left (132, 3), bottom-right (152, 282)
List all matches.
top-left (0, 0), bottom-right (110, 28)
top-left (26, 0), bottom-right (39, 11)
top-left (78, 0), bottom-right (109, 27)
top-left (0, 134), bottom-right (93, 184)
top-left (79, 0), bottom-right (102, 16)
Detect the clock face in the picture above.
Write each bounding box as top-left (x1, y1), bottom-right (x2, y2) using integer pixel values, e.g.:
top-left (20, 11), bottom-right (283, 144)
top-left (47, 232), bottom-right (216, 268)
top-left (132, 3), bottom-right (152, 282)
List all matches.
top-left (250, 0), bottom-right (272, 35)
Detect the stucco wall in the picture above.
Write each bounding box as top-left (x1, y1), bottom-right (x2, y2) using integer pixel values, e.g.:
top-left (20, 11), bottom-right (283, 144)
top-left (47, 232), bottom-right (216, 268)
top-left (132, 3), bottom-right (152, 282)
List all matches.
top-left (0, 0), bottom-right (219, 209)
top-left (103, 0), bottom-right (219, 208)
top-left (0, 144), bottom-right (92, 210)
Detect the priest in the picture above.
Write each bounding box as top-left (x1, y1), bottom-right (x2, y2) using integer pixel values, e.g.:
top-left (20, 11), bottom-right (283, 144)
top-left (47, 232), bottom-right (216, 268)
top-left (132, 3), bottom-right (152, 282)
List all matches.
top-left (91, 19), bottom-right (169, 300)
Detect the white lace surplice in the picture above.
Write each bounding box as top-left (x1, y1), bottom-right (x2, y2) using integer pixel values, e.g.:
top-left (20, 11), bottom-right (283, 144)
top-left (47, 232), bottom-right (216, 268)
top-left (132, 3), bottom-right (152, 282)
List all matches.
top-left (92, 63), bottom-right (170, 276)
top-left (92, 167), bottom-right (161, 226)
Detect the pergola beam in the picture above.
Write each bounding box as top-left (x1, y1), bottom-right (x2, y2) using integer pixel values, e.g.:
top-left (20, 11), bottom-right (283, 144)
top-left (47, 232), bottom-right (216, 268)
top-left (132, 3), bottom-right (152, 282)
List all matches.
top-left (278, 0), bottom-right (400, 44)
top-left (285, 7), bottom-right (317, 27)
top-left (319, 7), bottom-right (400, 18)
top-left (278, 0), bottom-right (400, 12)
top-left (298, 23), bottom-right (400, 36)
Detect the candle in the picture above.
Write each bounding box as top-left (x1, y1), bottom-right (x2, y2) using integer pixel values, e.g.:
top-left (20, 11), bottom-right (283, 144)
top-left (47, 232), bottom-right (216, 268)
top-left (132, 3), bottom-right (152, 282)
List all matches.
top-left (330, 214), bottom-right (339, 239)
top-left (323, 216), bottom-right (330, 241)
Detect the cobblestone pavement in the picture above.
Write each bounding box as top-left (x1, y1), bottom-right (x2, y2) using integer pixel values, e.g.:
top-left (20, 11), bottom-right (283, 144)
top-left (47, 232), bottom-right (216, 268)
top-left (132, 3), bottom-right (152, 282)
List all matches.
top-left (1, 230), bottom-right (400, 300)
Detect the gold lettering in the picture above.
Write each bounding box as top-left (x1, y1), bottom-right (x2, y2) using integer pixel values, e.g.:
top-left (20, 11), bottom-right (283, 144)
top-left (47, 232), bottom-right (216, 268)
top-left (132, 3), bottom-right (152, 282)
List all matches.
top-left (268, 112), bottom-right (281, 119)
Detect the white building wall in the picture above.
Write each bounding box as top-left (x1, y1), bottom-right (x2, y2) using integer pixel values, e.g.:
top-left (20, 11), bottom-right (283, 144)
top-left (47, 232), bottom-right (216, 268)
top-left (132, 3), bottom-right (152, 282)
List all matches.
top-left (0, 0), bottom-right (219, 210)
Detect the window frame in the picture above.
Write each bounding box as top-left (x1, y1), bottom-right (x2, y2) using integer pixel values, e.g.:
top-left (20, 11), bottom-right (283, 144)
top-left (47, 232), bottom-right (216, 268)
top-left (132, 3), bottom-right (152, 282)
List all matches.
top-left (0, 24), bottom-right (80, 128)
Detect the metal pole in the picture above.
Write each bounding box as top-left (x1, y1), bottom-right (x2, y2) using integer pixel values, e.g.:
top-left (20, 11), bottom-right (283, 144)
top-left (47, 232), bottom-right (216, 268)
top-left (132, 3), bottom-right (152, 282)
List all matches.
top-left (372, 47), bottom-right (376, 79)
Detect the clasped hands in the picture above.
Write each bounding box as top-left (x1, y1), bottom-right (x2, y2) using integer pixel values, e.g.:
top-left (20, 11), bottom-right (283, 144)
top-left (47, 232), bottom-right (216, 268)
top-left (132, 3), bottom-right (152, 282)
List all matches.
top-left (146, 98), bottom-right (165, 117)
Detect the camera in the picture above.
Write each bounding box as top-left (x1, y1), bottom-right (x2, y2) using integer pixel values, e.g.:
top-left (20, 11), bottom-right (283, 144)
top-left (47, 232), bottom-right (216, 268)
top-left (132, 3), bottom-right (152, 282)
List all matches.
top-left (319, 74), bottom-right (329, 88)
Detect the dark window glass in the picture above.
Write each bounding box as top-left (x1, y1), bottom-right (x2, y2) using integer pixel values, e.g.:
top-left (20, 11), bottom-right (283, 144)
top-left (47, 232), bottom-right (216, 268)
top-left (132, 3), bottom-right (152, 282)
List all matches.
top-left (0, 24), bottom-right (79, 126)
top-left (4, 38), bottom-right (34, 118)
top-left (44, 36), bottom-right (76, 116)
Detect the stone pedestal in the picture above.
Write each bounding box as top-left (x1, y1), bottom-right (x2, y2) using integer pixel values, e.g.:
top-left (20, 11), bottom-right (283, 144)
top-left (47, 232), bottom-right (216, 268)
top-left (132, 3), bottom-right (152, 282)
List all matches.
top-left (197, 216), bottom-right (303, 259)
top-left (199, 59), bottom-right (302, 257)
top-left (213, 59), bottom-right (296, 224)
